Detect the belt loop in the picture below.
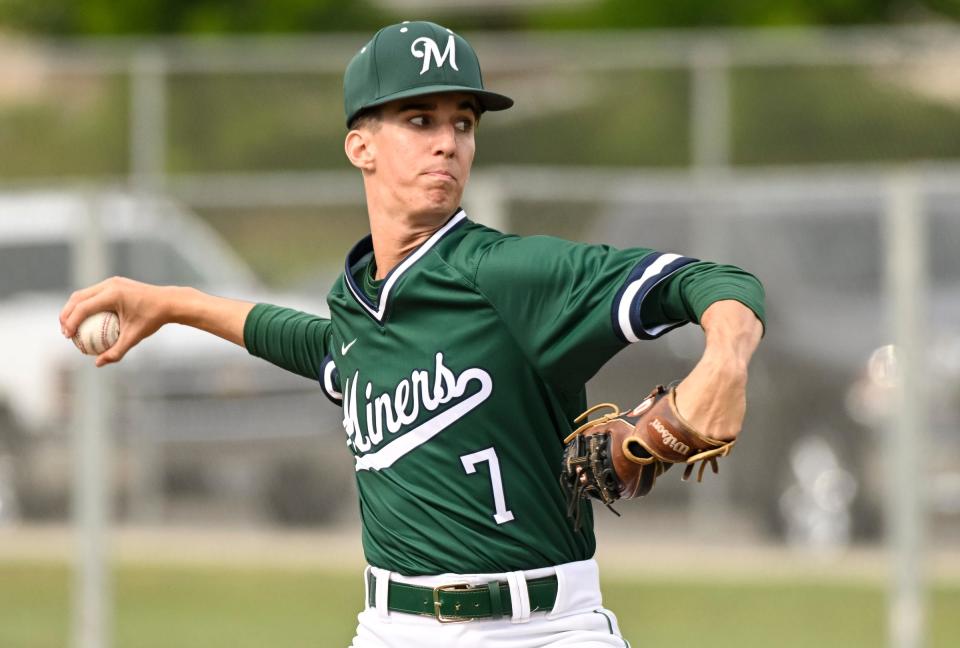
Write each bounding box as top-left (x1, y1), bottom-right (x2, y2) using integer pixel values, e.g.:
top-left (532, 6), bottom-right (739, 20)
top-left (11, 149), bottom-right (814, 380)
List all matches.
top-left (372, 567), bottom-right (391, 620)
top-left (363, 566), bottom-right (373, 609)
top-left (487, 581), bottom-right (504, 620)
top-left (505, 571), bottom-right (531, 624)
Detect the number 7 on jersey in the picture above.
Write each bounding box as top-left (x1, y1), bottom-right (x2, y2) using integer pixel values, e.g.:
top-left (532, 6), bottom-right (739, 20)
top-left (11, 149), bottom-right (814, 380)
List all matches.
top-left (460, 447), bottom-right (515, 524)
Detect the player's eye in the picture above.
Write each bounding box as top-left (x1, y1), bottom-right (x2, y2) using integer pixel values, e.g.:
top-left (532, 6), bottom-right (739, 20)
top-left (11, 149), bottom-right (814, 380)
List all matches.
top-left (455, 118), bottom-right (474, 133)
top-left (409, 115), bottom-right (429, 127)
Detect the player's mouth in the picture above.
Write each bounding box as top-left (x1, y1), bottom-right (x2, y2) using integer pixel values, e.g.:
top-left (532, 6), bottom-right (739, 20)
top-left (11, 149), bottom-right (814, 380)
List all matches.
top-left (422, 169), bottom-right (456, 182)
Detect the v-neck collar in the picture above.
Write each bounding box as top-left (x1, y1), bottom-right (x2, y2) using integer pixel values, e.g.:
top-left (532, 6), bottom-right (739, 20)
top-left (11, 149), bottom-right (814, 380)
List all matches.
top-left (343, 209), bottom-right (468, 323)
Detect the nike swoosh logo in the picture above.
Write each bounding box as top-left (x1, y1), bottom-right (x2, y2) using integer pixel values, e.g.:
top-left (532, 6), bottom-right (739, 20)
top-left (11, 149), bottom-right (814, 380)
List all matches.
top-left (341, 338), bottom-right (358, 356)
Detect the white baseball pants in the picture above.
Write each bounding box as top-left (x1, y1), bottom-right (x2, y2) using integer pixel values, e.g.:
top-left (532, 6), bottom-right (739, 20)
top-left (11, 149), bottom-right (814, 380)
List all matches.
top-left (349, 558), bottom-right (629, 648)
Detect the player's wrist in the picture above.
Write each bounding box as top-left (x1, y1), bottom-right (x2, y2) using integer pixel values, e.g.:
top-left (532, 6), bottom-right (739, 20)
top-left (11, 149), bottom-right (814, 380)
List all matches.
top-left (686, 354), bottom-right (749, 400)
top-left (163, 285), bottom-right (200, 326)
top-left (698, 347), bottom-right (750, 378)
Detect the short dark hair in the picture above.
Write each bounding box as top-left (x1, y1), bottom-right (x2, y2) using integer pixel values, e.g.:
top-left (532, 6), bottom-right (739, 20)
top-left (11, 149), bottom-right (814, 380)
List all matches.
top-left (348, 106), bottom-right (383, 131)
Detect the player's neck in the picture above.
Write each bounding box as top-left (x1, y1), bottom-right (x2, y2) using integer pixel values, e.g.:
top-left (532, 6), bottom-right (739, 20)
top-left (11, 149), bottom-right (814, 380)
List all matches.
top-left (367, 208), bottom-right (450, 280)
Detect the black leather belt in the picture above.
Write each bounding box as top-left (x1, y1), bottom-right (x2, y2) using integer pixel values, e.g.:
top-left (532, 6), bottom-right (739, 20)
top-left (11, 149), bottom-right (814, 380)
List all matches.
top-left (367, 572), bottom-right (558, 623)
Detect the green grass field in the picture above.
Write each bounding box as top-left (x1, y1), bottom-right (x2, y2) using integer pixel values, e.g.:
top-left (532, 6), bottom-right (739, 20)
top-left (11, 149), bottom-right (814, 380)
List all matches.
top-left (2, 560), bottom-right (959, 648)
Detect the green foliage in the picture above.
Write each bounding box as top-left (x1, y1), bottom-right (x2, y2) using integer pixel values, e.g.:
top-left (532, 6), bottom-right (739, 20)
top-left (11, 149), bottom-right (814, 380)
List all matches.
top-left (1, 63), bottom-right (959, 182)
top-left (0, 0), bottom-right (388, 35)
top-left (166, 73), bottom-right (346, 173)
top-left (1, 0), bottom-right (956, 35)
top-left (924, 0), bottom-right (960, 18)
top-left (733, 66), bottom-right (960, 164)
top-left (530, 0), bottom-right (935, 29)
top-left (479, 70), bottom-right (690, 167)
top-left (0, 74), bottom-right (128, 178)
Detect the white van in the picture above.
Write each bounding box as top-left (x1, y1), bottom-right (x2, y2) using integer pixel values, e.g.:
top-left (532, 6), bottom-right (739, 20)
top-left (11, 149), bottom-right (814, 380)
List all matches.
top-left (0, 190), bottom-right (346, 525)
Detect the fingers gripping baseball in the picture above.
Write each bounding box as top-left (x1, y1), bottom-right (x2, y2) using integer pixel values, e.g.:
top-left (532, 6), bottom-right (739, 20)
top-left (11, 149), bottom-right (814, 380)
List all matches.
top-left (60, 277), bottom-right (172, 367)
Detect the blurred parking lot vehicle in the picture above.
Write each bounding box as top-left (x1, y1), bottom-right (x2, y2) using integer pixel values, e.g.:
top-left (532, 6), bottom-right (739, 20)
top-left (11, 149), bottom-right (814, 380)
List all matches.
top-left (0, 190), bottom-right (348, 526)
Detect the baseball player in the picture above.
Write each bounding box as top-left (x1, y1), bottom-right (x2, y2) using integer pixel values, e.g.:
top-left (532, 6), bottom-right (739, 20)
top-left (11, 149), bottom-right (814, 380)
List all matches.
top-left (60, 21), bottom-right (764, 647)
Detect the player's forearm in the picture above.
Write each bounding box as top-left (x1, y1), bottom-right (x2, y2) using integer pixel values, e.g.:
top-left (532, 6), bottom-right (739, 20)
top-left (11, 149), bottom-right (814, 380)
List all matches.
top-left (167, 286), bottom-right (255, 348)
top-left (673, 300), bottom-right (762, 441)
top-left (698, 299), bottom-right (763, 374)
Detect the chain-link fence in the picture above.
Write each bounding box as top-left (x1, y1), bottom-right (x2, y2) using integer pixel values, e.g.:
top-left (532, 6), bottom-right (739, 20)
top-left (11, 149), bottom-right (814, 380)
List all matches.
top-left (2, 25), bottom-right (959, 536)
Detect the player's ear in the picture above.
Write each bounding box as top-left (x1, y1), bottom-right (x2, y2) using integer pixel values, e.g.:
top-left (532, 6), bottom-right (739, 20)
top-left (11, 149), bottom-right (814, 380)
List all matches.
top-left (345, 129), bottom-right (375, 172)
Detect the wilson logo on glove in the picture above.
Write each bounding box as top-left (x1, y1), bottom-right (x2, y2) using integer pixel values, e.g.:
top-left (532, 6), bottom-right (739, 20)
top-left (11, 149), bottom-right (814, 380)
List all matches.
top-left (559, 384), bottom-right (735, 531)
top-left (650, 418), bottom-right (690, 455)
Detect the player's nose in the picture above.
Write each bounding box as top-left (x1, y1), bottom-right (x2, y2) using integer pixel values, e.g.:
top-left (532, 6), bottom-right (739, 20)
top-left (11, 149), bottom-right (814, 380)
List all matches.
top-left (432, 123), bottom-right (457, 158)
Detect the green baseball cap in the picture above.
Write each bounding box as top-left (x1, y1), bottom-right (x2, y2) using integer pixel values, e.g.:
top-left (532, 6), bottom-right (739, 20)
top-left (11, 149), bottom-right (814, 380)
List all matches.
top-left (343, 21), bottom-right (513, 127)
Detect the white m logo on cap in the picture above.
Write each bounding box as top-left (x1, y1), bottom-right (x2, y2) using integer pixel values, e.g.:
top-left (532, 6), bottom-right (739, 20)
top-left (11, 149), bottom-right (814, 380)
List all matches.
top-left (411, 35), bottom-right (459, 75)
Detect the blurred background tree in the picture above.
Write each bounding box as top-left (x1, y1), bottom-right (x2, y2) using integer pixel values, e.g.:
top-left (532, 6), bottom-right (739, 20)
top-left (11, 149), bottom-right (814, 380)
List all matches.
top-left (0, 0), bottom-right (957, 35)
top-left (0, 0), bottom-right (387, 35)
top-left (530, 0), bottom-right (958, 29)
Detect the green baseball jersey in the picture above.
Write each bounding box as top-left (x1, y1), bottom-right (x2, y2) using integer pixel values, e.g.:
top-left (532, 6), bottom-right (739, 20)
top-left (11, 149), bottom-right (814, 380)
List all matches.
top-left (245, 209), bottom-right (764, 576)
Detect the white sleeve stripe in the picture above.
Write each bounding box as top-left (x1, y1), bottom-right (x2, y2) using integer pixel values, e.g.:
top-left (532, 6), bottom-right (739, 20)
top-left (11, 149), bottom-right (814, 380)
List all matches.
top-left (644, 321), bottom-right (686, 338)
top-left (616, 253), bottom-right (683, 343)
top-left (323, 360), bottom-right (342, 401)
top-left (617, 280), bottom-right (646, 344)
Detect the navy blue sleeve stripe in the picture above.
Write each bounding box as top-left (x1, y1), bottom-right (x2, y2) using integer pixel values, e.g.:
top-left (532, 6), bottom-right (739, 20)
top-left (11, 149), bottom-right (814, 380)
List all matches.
top-left (611, 253), bottom-right (698, 343)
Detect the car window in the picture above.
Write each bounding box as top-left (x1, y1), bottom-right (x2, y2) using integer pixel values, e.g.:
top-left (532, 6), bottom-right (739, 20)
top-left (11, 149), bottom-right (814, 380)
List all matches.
top-left (0, 239), bottom-right (206, 300)
top-left (930, 212), bottom-right (960, 288)
top-left (113, 239), bottom-right (205, 287)
top-left (0, 242), bottom-right (71, 299)
top-left (732, 211), bottom-right (960, 296)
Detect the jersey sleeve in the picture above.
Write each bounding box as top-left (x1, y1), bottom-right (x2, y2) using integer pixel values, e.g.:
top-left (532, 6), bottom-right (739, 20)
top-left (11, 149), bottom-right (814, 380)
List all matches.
top-left (243, 303), bottom-right (334, 383)
top-left (472, 235), bottom-right (698, 393)
top-left (640, 261), bottom-right (766, 335)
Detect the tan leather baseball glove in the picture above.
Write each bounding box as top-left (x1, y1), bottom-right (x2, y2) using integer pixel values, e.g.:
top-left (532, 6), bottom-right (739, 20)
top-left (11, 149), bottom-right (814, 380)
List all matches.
top-left (560, 384), bottom-right (735, 530)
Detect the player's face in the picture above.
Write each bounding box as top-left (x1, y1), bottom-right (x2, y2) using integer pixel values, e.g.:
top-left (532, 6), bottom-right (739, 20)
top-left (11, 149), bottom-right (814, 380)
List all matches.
top-left (361, 92), bottom-right (478, 220)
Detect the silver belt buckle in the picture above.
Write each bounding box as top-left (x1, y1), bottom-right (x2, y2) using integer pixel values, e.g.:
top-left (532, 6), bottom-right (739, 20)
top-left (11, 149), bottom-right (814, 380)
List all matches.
top-left (432, 582), bottom-right (475, 623)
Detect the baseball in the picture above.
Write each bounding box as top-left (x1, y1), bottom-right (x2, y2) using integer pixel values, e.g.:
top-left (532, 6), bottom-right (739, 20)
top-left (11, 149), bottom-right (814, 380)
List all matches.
top-left (72, 311), bottom-right (120, 356)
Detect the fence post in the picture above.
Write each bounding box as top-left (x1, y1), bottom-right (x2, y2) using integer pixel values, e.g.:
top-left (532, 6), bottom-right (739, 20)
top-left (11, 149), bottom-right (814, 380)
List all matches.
top-left (690, 40), bottom-right (731, 171)
top-left (71, 195), bottom-right (113, 648)
top-left (130, 49), bottom-right (168, 192)
top-left (884, 172), bottom-right (928, 648)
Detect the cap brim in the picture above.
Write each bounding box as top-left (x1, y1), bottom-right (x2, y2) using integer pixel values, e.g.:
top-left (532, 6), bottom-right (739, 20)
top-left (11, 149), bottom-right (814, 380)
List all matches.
top-left (348, 84), bottom-right (513, 125)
